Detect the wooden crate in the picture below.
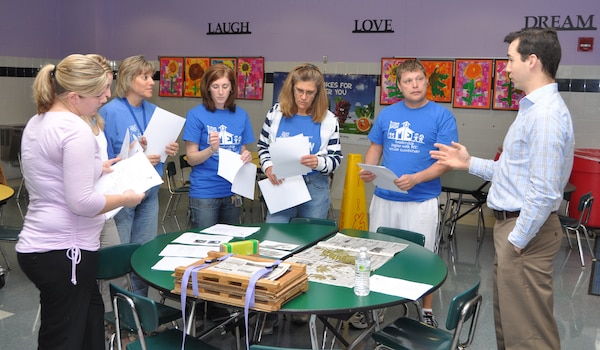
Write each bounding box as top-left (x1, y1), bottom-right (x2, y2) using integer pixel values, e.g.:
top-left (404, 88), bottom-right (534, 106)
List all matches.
top-left (173, 251), bottom-right (308, 312)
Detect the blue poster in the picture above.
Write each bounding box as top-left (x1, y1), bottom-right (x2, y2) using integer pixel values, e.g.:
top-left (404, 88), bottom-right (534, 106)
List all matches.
top-left (272, 72), bottom-right (378, 135)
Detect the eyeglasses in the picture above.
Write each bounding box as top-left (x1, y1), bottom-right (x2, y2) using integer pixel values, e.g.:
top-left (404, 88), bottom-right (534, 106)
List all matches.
top-left (294, 86), bottom-right (317, 98)
top-left (400, 75), bottom-right (426, 85)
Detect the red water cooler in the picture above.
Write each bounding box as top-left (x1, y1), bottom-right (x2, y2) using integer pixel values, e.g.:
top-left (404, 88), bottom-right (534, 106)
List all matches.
top-left (568, 148), bottom-right (600, 227)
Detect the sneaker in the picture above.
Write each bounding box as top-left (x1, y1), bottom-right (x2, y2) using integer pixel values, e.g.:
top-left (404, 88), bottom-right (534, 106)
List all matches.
top-left (422, 310), bottom-right (438, 328)
top-left (261, 314), bottom-right (279, 335)
top-left (349, 310), bottom-right (385, 329)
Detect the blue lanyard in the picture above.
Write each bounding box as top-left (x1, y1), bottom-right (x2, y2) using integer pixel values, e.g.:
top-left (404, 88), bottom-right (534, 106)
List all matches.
top-left (121, 97), bottom-right (147, 132)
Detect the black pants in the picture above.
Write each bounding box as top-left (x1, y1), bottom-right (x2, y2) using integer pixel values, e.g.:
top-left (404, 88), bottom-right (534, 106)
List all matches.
top-left (18, 249), bottom-right (104, 350)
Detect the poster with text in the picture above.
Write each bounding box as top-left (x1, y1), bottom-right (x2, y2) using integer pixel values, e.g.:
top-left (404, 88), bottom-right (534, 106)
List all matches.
top-left (272, 73), bottom-right (377, 135)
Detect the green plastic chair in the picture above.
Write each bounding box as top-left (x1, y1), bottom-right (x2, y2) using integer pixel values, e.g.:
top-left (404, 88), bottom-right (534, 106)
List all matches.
top-left (289, 217), bottom-right (338, 227)
top-left (97, 243), bottom-right (141, 281)
top-left (375, 226), bottom-right (426, 246)
top-left (376, 226), bottom-right (426, 319)
top-left (111, 283), bottom-right (217, 350)
top-left (100, 244), bottom-right (181, 349)
top-left (372, 281), bottom-right (482, 350)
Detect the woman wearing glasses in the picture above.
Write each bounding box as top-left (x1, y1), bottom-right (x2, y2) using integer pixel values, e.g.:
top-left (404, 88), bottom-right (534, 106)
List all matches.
top-left (257, 64), bottom-right (342, 223)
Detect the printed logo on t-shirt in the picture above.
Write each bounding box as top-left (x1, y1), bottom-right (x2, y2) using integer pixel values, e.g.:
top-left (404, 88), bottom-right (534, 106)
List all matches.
top-left (207, 124), bottom-right (242, 147)
top-left (386, 120), bottom-right (424, 154)
top-left (128, 125), bottom-right (142, 141)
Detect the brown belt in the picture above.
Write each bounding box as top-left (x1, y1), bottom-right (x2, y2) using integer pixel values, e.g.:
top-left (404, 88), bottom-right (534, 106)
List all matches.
top-left (492, 210), bottom-right (558, 220)
top-left (493, 210), bottom-right (520, 220)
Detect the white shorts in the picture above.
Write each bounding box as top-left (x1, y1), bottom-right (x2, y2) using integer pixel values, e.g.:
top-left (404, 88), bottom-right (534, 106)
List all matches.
top-left (369, 195), bottom-right (440, 253)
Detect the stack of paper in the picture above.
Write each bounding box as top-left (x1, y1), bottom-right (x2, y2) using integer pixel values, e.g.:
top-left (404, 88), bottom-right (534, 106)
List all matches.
top-left (151, 224), bottom-right (260, 271)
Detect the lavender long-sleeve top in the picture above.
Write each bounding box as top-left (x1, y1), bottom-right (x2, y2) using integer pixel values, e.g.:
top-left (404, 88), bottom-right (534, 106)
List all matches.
top-left (16, 111), bottom-right (106, 283)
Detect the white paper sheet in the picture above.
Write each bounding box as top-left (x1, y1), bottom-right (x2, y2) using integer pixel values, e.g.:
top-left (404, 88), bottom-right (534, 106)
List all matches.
top-left (171, 232), bottom-right (233, 245)
top-left (94, 151), bottom-right (164, 219)
top-left (118, 129), bottom-right (145, 160)
top-left (370, 274), bottom-right (433, 301)
top-left (143, 107), bottom-right (186, 162)
top-left (200, 224), bottom-right (260, 238)
top-left (151, 256), bottom-right (200, 271)
top-left (258, 175), bottom-right (311, 214)
top-left (158, 244), bottom-right (214, 258)
top-left (118, 129), bottom-right (130, 159)
top-left (217, 148), bottom-right (257, 199)
top-left (357, 163), bottom-right (407, 193)
top-left (268, 135), bottom-right (312, 179)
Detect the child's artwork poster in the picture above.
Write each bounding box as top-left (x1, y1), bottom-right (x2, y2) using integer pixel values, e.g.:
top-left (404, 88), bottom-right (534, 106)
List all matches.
top-left (380, 57), bottom-right (414, 105)
top-left (210, 57), bottom-right (237, 71)
top-left (184, 57), bottom-right (210, 98)
top-left (158, 57), bottom-right (184, 97)
top-left (237, 57), bottom-right (264, 100)
top-left (272, 73), bottom-right (377, 135)
top-left (453, 59), bottom-right (493, 109)
top-left (492, 59), bottom-right (524, 110)
top-left (421, 60), bottom-right (453, 103)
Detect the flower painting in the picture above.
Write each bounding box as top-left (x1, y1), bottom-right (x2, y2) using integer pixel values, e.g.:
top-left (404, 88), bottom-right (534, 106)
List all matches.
top-left (421, 60), bottom-right (453, 103)
top-left (158, 57), bottom-right (184, 97)
top-left (380, 57), bottom-right (414, 105)
top-left (236, 57), bottom-right (264, 100)
top-left (210, 57), bottom-right (237, 71)
top-left (453, 59), bottom-right (493, 109)
top-left (492, 59), bottom-right (524, 110)
top-left (184, 57), bottom-right (210, 98)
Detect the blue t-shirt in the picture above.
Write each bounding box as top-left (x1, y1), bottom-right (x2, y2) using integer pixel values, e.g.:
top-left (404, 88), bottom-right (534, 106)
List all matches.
top-left (276, 114), bottom-right (322, 175)
top-left (99, 98), bottom-right (164, 175)
top-left (368, 101), bottom-right (458, 202)
top-left (182, 104), bottom-right (255, 198)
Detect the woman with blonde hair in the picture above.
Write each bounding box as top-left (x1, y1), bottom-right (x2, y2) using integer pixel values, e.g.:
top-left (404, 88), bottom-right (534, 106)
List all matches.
top-left (17, 54), bottom-right (144, 349)
top-left (99, 55), bottom-right (179, 297)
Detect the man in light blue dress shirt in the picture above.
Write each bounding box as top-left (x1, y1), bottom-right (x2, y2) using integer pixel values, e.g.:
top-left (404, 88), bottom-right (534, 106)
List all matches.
top-left (431, 28), bottom-right (574, 350)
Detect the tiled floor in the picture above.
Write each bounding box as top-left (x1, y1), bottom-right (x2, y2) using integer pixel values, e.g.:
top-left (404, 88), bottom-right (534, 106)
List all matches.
top-left (1, 180), bottom-right (600, 349)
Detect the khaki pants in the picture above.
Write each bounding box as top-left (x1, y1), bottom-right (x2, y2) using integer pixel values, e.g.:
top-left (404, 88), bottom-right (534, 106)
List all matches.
top-left (493, 213), bottom-right (562, 349)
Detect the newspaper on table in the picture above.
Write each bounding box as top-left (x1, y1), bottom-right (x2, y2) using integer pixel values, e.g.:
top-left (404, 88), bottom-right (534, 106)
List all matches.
top-left (259, 240), bottom-right (300, 259)
top-left (287, 233), bottom-right (408, 288)
top-left (204, 256), bottom-right (291, 281)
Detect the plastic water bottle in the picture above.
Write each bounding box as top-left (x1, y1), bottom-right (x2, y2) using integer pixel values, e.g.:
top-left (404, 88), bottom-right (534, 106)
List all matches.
top-left (354, 247), bottom-right (371, 296)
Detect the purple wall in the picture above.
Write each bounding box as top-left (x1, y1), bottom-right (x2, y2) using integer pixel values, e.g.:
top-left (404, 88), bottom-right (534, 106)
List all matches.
top-left (2, 0), bottom-right (598, 65)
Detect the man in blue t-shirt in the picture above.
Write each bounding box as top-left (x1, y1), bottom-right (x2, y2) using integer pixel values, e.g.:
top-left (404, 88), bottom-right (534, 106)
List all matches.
top-left (359, 59), bottom-right (458, 328)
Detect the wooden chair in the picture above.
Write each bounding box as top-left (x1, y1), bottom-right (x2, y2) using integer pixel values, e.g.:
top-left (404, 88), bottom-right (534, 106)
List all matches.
top-left (372, 281), bottom-right (483, 350)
